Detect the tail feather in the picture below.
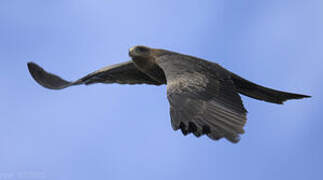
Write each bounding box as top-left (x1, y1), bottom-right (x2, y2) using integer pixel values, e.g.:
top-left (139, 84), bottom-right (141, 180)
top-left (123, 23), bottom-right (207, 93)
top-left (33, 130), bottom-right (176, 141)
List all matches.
top-left (231, 73), bottom-right (311, 104)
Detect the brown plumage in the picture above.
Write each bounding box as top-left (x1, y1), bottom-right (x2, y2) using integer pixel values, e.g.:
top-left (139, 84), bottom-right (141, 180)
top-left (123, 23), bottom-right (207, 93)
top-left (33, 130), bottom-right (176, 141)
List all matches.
top-left (27, 45), bottom-right (310, 143)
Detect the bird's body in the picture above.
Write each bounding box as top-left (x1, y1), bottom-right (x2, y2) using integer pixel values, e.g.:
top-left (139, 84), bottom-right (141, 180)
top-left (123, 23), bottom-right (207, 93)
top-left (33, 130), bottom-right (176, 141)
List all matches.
top-left (27, 46), bottom-right (310, 143)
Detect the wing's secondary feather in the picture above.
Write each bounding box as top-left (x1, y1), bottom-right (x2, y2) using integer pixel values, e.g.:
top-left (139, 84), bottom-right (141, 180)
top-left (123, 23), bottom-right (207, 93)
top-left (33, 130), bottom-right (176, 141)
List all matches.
top-left (155, 54), bottom-right (247, 143)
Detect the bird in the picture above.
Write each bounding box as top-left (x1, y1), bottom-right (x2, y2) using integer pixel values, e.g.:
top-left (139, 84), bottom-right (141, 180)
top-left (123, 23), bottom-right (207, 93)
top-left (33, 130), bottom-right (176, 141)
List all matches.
top-left (27, 45), bottom-right (310, 143)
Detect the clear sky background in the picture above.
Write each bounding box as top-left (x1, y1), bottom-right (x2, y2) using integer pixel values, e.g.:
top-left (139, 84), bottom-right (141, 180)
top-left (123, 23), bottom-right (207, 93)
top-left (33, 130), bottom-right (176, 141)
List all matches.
top-left (1, 0), bottom-right (322, 180)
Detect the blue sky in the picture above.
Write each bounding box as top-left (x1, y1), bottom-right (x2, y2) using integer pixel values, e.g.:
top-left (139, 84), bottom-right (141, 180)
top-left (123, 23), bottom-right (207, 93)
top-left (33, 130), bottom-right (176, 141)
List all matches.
top-left (0, 0), bottom-right (322, 179)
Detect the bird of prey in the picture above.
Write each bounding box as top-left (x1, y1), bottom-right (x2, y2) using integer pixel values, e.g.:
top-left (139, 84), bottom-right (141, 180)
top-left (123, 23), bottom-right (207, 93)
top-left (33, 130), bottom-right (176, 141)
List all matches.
top-left (27, 45), bottom-right (310, 143)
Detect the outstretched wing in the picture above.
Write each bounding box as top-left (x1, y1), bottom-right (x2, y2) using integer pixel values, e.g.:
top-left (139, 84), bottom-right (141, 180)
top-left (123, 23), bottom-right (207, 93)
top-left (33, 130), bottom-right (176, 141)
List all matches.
top-left (27, 61), bottom-right (163, 89)
top-left (155, 54), bottom-right (247, 143)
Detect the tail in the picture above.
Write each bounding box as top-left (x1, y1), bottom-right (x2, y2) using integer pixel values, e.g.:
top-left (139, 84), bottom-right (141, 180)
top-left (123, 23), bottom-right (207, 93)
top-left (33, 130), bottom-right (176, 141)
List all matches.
top-left (231, 73), bottom-right (311, 104)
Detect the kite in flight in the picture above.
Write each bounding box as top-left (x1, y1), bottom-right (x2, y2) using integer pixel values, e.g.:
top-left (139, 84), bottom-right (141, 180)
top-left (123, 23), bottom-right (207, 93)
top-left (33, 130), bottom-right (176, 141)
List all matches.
top-left (27, 46), bottom-right (310, 143)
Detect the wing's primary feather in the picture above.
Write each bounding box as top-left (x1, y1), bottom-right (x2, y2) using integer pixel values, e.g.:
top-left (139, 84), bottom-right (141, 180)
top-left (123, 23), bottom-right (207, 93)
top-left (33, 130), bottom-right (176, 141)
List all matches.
top-left (27, 61), bottom-right (163, 90)
top-left (230, 73), bottom-right (311, 104)
top-left (27, 62), bottom-right (72, 89)
top-left (155, 54), bottom-right (247, 143)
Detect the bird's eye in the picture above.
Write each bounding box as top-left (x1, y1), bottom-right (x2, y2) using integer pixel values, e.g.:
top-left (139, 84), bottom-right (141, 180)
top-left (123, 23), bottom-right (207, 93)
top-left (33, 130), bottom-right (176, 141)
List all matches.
top-left (135, 47), bottom-right (148, 53)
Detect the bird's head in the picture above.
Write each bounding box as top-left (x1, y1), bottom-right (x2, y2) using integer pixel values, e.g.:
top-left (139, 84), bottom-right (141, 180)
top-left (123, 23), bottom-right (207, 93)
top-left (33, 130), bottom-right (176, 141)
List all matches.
top-left (129, 45), bottom-right (152, 58)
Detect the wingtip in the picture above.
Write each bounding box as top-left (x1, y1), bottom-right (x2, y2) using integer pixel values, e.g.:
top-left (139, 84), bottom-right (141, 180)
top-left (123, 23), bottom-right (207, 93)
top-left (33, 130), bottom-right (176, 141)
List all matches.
top-left (27, 62), bottom-right (41, 74)
top-left (27, 61), bottom-right (36, 68)
top-left (27, 61), bottom-right (42, 80)
top-left (27, 61), bottom-right (72, 90)
top-left (294, 94), bottom-right (312, 99)
top-left (280, 93), bottom-right (311, 104)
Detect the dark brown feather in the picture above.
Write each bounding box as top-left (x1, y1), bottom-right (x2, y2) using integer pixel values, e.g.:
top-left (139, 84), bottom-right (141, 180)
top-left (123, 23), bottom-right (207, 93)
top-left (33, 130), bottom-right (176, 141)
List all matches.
top-left (231, 73), bottom-right (311, 104)
top-left (155, 54), bottom-right (247, 143)
top-left (27, 61), bottom-right (163, 90)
